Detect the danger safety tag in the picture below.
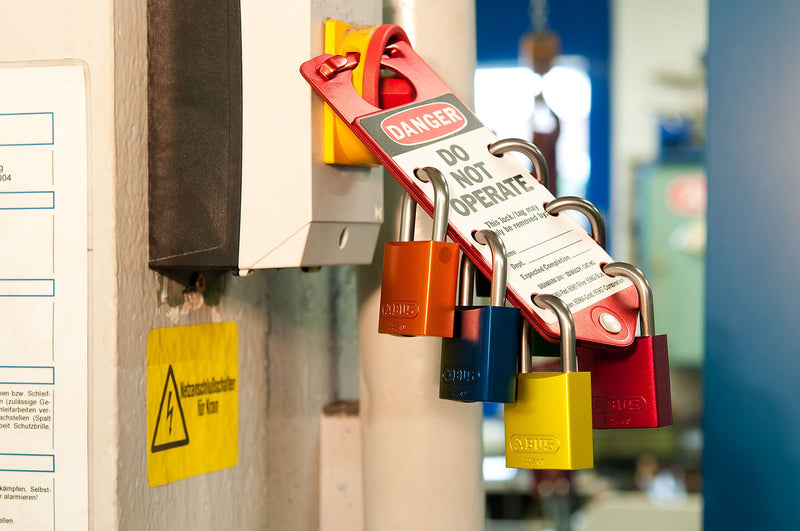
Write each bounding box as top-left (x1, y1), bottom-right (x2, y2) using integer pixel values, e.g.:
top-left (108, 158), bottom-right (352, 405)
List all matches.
top-left (301, 34), bottom-right (639, 347)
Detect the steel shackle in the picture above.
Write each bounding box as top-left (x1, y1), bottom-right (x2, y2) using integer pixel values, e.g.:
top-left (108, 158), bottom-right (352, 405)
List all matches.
top-left (519, 321), bottom-right (532, 374)
top-left (532, 294), bottom-right (577, 374)
top-left (488, 138), bottom-right (549, 190)
top-left (415, 166), bottom-right (450, 242)
top-left (474, 229), bottom-right (509, 307)
top-left (457, 253), bottom-right (476, 307)
top-left (545, 197), bottom-right (606, 250)
top-left (398, 192), bottom-right (417, 242)
top-left (601, 262), bottom-right (655, 337)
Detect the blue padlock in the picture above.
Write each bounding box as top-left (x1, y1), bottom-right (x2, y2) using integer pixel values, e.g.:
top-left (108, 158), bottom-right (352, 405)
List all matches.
top-left (439, 230), bottom-right (523, 403)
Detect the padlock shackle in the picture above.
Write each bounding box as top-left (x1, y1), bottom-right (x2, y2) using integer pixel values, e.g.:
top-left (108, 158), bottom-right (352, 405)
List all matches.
top-left (545, 196), bottom-right (606, 250)
top-left (474, 229), bottom-right (508, 307)
top-left (398, 192), bottom-right (416, 242)
top-left (458, 253), bottom-right (475, 306)
top-left (415, 167), bottom-right (450, 242)
top-left (520, 320), bottom-right (532, 374)
top-left (488, 138), bottom-right (549, 190)
top-left (602, 262), bottom-right (655, 337)
top-left (533, 294), bottom-right (577, 373)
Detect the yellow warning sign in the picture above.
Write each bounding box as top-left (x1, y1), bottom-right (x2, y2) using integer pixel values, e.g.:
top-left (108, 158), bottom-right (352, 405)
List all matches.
top-left (147, 322), bottom-right (238, 487)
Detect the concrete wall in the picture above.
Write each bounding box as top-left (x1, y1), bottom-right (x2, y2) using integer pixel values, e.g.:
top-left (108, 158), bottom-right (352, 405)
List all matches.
top-left (1, 0), bottom-right (362, 529)
top-left (116, 1), bottom-right (367, 529)
top-left (2, 1), bottom-right (482, 528)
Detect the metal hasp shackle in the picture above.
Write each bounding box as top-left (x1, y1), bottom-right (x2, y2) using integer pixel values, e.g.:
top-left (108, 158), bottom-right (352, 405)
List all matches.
top-left (520, 321), bottom-right (532, 374)
top-left (457, 253), bottom-right (475, 307)
top-left (488, 138), bottom-right (550, 190)
top-left (398, 192), bottom-right (416, 242)
top-left (533, 294), bottom-right (577, 373)
top-left (398, 165), bottom-right (450, 242)
top-left (473, 229), bottom-right (508, 307)
top-left (601, 262), bottom-right (655, 336)
top-left (415, 166), bottom-right (450, 242)
top-left (545, 197), bottom-right (606, 250)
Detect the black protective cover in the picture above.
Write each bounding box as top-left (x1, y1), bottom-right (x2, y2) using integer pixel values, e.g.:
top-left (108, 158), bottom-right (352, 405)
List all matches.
top-left (147, 0), bottom-right (243, 283)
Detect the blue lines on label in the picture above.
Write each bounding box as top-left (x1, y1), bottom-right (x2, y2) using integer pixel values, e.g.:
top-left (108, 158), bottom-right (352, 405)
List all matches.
top-left (0, 191), bottom-right (55, 210)
top-left (0, 279), bottom-right (55, 297)
top-left (0, 365), bottom-right (55, 385)
top-left (0, 112), bottom-right (55, 146)
top-left (0, 453), bottom-right (55, 473)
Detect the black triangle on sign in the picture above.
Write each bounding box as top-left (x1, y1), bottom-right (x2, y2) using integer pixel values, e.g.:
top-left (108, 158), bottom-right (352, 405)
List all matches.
top-left (151, 364), bottom-right (190, 453)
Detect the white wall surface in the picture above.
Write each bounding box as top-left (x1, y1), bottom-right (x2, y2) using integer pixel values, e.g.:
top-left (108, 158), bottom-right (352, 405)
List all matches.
top-left (1, 0), bottom-right (485, 529)
top-left (116, 1), bottom-right (375, 529)
top-left (1, 0), bottom-right (368, 529)
top-left (0, 1), bottom-right (120, 528)
top-left (611, 0), bottom-right (707, 258)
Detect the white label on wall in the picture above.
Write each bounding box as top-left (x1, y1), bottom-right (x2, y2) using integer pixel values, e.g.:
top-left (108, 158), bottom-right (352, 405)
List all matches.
top-left (0, 62), bottom-right (89, 530)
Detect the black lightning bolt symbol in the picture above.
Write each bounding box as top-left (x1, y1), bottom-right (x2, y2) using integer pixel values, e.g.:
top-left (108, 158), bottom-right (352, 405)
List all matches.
top-left (167, 391), bottom-right (174, 435)
top-left (151, 365), bottom-right (189, 453)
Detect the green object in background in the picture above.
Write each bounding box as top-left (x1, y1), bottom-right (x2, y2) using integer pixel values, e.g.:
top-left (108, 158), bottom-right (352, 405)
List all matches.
top-left (525, 163), bottom-right (706, 367)
top-left (636, 163), bottom-right (706, 367)
top-left (531, 327), bottom-right (561, 358)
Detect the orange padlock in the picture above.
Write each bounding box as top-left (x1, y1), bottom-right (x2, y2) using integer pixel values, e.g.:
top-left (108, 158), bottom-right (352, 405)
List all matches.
top-left (378, 167), bottom-right (460, 337)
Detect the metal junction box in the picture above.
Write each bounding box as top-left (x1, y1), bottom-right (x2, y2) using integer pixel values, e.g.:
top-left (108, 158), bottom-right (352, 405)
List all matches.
top-left (147, 0), bottom-right (382, 283)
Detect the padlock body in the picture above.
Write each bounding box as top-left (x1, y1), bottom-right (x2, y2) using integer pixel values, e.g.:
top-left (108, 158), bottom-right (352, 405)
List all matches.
top-left (378, 240), bottom-right (459, 336)
top-left (585, 334), bottom-right (672, 429)
top-left (439, 306), bottom-right (522, 403)
top-left (504, 372), bottom-right (593, 470)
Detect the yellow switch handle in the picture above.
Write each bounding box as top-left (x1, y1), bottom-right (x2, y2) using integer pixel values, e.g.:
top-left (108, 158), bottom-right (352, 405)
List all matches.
top-left (323, 20), bottom-right (381, 166)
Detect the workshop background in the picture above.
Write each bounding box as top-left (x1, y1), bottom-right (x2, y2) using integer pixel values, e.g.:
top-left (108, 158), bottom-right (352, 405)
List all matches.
top-left (0, 0), bottom-right (797, 529)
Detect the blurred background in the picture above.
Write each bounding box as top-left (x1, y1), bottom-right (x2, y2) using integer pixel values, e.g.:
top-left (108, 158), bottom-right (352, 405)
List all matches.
top-left (473, 1), bottom-right (706, 529)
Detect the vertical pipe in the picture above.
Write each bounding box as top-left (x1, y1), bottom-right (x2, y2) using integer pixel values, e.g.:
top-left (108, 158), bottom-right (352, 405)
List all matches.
top-left (358, 1), bottom-right (483, 529)
top-left (320, 401), bottom-right (363, 531)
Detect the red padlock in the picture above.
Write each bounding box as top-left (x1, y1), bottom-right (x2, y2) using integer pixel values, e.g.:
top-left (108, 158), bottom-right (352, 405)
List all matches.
top-left (378, 167), bottom-right (460, 336)
top-left (582, 262), bottom-right (673, 429)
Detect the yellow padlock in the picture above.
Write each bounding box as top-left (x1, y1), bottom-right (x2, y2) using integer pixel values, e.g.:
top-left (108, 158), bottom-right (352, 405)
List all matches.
top-left (322, 20), bottom-right (381, 166)
top-left (504, 294), bottom-right (593, 470)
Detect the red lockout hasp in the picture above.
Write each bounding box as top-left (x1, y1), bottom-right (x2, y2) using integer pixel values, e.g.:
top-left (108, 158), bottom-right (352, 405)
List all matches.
top-left (301, 28), bottom-right (639, 347)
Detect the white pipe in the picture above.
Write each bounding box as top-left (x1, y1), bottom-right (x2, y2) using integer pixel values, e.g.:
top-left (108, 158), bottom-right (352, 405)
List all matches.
top-left (385, 0), bottom-right (477, 104)
top-left (358, 1), bottom-right (483, 529)
top-left (320, 401), bottom-right (363, 531)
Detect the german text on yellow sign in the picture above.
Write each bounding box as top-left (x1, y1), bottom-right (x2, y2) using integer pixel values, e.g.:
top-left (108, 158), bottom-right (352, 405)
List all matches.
top-left (147, 322), bottom-right (238, 486)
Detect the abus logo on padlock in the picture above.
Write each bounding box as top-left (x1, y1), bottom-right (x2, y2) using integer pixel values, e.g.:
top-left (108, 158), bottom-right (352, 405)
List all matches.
top-left (380, 102), bottom-right (467, 146)
top-left (508, 435), bottom-right (560, 454)
top-left (441, 366), bottom-right (481, 385)
top-left (592, 396), bottom-right (647, 414)
top-left (380, 301), bottom-right (419, 319)
top-left (439, 232), bottom-right (522, 403)
top-left (378, 167), bottom-right (459, 337)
